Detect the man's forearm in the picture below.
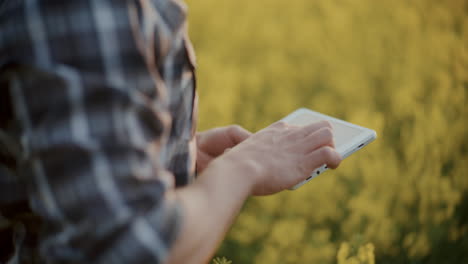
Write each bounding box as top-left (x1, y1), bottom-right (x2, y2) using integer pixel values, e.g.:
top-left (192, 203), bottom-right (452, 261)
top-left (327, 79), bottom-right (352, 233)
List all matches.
top-left (167, 156), bottom-right (260, 264)
top-left (166, 121), bottom-right (342, 263)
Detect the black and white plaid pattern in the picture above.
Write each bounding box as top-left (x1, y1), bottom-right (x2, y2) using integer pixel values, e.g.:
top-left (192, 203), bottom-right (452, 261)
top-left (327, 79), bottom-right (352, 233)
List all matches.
top-left (0, 0), bottom-right (197, 263)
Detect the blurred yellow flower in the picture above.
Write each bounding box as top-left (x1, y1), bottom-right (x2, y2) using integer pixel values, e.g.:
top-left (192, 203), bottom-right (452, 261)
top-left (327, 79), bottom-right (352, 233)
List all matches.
top-left (188, 0), bottom-right (468, 263)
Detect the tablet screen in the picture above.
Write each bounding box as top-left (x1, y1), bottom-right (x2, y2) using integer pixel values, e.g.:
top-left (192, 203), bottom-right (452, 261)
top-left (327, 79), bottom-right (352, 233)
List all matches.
top-left (284, 112), bottom-right (362, 148)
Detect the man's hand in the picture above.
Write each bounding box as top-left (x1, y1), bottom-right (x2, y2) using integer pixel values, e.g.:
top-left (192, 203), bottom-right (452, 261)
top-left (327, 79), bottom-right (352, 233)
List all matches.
top-left (220, 120), bottom-right (342, 195)
top-left (167, 121), bottom-right (341, 264)
top-left (196, 125), bottom-right (252, 173)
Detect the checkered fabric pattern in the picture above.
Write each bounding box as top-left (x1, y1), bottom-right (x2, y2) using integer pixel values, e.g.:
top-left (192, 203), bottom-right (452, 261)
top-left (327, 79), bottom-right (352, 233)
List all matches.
top-left (0, 0), bottom-right (197, 263)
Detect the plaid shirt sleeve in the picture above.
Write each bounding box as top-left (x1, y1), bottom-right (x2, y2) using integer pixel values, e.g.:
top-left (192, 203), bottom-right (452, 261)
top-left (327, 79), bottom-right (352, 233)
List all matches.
top-left (0, 0), bottom-right (197, 263)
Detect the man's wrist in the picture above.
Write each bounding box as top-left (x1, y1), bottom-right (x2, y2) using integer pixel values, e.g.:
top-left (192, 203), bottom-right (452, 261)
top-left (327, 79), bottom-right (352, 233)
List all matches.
top-left (210, 152), bottom-right (264, 195)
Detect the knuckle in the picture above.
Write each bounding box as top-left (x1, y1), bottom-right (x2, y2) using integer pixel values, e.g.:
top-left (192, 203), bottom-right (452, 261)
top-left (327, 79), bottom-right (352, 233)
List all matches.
top-left (322, 127), bottom-right (333, 139)
top-left (277, 121), bottom-right (287, 127)
top-left (230, 125), bottom-right (247, 137)
top-left (230, 124), bottom-right (242, 132)
top-left (271, 121), bottom-right (289, 132)
top-left (321, 120), bottom-right (333, 129)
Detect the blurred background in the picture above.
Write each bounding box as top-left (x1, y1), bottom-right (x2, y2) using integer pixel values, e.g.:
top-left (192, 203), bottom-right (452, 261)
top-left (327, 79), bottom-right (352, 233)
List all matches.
top-left (185, 0), bottom-right (468, 263)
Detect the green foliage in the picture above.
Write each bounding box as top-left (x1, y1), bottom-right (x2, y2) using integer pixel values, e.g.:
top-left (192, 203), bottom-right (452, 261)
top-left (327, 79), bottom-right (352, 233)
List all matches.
top-left (212, 257), bottom-right (232, 264)
top-left (337, 242), bottom-right (375, 264)
top-left (186, 0), bottom-right (468, 263)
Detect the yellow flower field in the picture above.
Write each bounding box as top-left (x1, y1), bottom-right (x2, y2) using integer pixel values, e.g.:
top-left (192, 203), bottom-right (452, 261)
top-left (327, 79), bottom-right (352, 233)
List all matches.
top-left (186, 0), bottom-right (468, 263)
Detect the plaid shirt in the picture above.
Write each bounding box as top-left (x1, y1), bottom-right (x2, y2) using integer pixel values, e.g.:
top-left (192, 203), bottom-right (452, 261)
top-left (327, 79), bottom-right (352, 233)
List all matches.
top-left (0, 0), bottom-right (197, 263)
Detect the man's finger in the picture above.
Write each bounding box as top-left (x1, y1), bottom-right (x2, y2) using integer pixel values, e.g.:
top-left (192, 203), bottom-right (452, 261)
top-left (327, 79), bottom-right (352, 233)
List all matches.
top-left (270, 121), bottom-right (288, 128)
top-left (295, 127), bottom-right (335, 153)
top-left (302, 146), bottom-right (342, 173)
top-left (228, 125), bottom-right (252, 145)
top-left (285, 120), bottom-right (332, 140)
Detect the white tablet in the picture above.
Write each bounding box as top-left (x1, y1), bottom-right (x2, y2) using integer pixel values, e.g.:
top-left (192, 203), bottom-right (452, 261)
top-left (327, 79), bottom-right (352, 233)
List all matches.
top-left (282, 108), bottom-right (377, 189)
